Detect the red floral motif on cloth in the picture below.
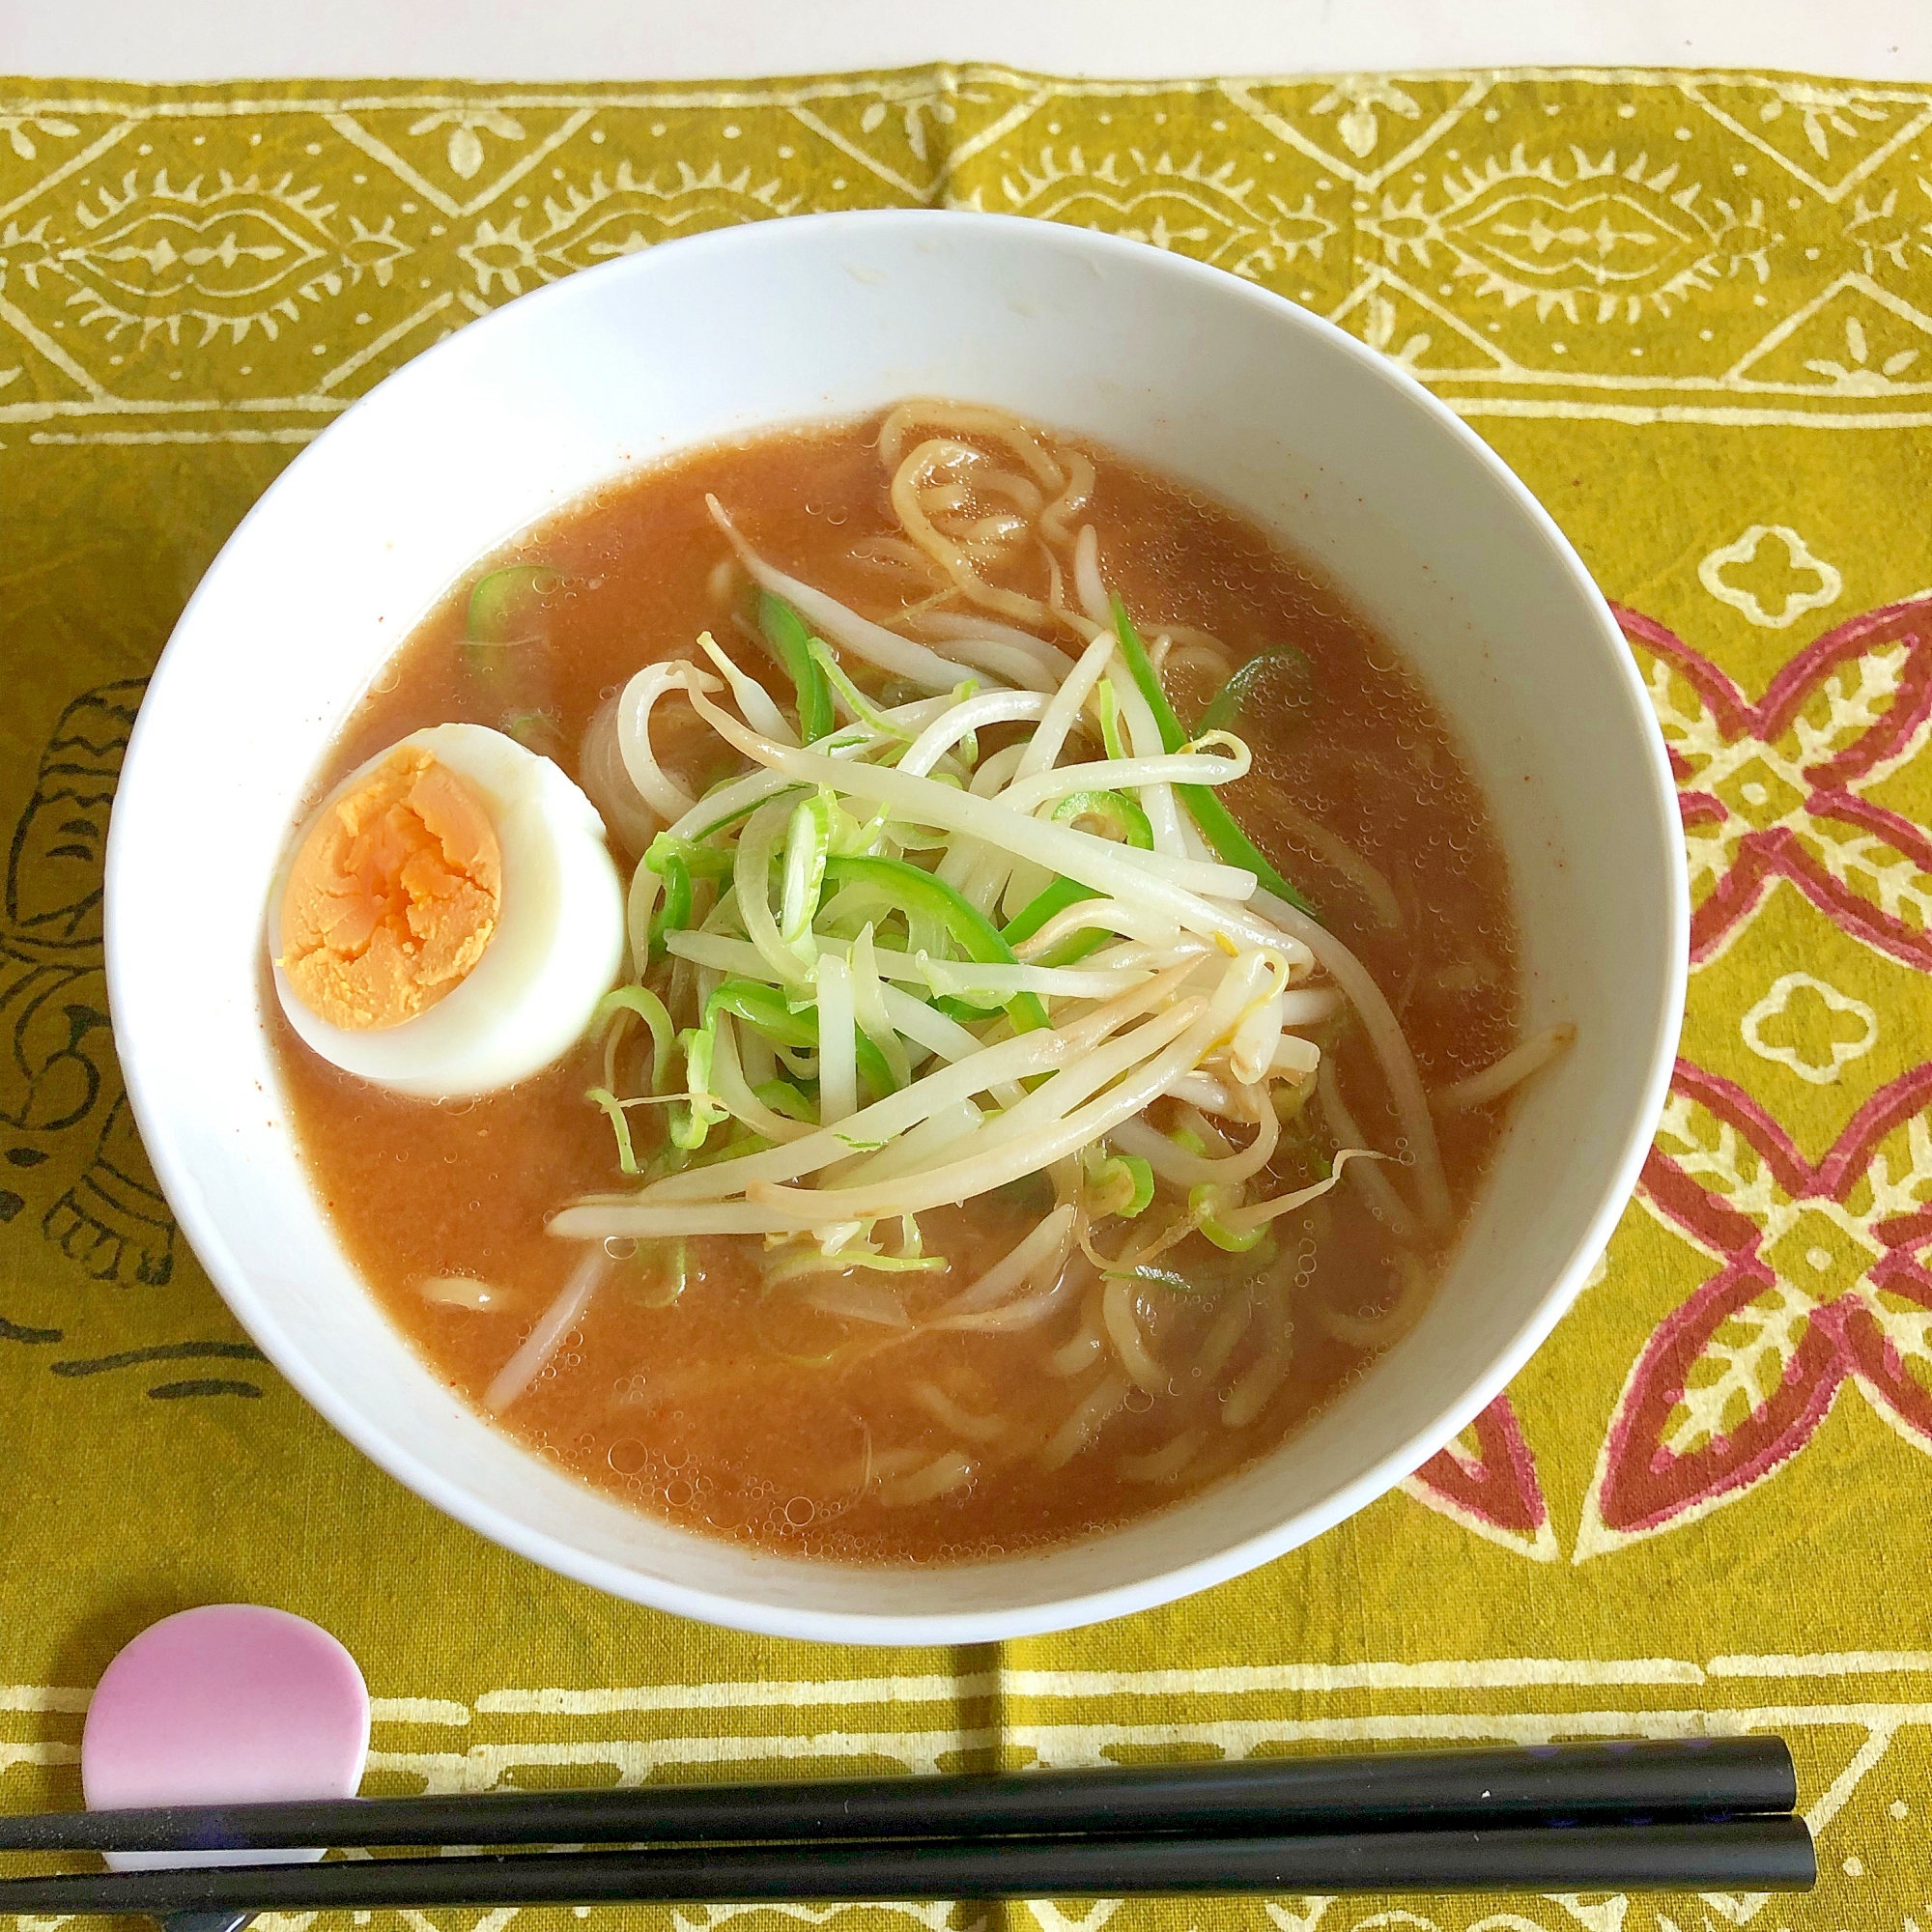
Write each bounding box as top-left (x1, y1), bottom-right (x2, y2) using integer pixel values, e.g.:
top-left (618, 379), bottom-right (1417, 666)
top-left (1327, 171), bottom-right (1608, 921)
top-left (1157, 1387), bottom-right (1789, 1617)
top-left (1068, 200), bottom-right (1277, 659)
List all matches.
top-left (1584, 1057), bottom-right (1932, 1548)
top-left (1619, 596), bottom-right (1932, 972)
top-left (1405, 597), bottom-right (1932, 1559)
top-left (1405, 1396), bottom-right (1557, 1561)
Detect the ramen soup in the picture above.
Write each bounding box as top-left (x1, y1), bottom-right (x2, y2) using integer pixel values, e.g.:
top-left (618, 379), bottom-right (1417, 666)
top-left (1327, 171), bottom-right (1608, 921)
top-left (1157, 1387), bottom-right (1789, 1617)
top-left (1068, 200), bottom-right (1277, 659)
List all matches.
top-left (269, 402), bottom-right (1566, 1566)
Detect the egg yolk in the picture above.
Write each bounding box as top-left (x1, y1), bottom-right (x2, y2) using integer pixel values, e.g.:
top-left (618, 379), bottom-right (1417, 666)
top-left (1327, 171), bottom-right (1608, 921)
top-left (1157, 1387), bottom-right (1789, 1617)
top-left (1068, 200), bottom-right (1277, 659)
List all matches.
top-left (278, 746), bottom-right (502, 1031)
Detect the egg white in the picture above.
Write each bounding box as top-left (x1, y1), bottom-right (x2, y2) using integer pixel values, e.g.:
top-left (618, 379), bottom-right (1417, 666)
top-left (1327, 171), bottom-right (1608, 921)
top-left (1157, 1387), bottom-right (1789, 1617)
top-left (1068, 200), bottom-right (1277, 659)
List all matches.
top-left (271, 723), bottom-right (625, 1099)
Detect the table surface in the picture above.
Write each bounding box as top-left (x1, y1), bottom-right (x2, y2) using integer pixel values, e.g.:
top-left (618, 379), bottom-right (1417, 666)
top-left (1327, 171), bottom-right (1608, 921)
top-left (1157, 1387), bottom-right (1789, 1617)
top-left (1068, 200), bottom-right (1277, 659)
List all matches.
top-left (4, 0), bottom-right (1930, 83)
top-left (5, 39), bottom-right (1932, 1932)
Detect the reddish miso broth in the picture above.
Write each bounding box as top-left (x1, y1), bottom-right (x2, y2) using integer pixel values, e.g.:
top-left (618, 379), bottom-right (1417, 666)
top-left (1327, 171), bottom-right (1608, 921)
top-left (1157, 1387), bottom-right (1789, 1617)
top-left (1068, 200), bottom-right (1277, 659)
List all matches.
top-left (270, 404), bottom-right (1522, 1565)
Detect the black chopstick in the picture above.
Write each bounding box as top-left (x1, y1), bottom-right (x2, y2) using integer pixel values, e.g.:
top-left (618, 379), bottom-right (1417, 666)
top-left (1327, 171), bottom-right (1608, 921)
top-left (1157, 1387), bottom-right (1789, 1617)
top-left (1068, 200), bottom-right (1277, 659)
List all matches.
top-left (0, 1819), bottom-right (1817, 1909)
top-left (0, 1740), bottom-right (1797, 1855)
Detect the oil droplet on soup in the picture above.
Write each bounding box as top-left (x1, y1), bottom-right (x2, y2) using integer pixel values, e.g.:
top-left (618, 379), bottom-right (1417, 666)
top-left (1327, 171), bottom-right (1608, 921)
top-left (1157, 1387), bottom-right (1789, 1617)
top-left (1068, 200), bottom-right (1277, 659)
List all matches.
top-left (270, 407), bottom-right (1522, 1567)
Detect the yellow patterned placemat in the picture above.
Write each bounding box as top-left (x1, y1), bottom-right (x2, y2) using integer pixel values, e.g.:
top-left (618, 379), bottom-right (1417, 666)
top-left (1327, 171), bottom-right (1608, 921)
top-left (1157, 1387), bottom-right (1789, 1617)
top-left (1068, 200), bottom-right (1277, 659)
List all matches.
top-left (5, 64), bottom-right (1932, 1932)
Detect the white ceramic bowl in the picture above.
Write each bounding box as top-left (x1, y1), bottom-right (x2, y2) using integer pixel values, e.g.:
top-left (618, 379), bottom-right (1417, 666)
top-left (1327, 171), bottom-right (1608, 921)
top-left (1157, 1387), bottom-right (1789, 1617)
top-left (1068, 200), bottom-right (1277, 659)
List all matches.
top-left (106, 212), bottom-right (1686, 1643)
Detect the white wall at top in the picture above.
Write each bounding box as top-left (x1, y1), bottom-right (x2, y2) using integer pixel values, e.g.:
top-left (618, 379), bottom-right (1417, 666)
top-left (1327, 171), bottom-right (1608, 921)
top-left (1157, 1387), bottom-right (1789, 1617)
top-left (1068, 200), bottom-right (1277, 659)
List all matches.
top-left (3, 0), bottom-right (1927, 83)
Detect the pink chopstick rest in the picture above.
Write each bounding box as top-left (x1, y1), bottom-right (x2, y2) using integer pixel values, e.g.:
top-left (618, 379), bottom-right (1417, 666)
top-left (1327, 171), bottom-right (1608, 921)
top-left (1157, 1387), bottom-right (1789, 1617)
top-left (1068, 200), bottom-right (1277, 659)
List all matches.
top-left (82, 1605), bottom-right (371, 1871)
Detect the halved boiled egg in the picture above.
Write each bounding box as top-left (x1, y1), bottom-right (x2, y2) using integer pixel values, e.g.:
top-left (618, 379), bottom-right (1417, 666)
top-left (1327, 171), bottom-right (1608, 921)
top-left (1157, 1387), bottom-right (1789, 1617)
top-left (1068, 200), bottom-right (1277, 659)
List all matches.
top-left (271, 723), bottom-right (624, 1098)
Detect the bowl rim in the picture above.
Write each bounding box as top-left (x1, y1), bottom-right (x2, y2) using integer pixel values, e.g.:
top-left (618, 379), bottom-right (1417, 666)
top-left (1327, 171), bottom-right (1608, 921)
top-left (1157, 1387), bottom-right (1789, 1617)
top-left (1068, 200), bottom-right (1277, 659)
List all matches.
top-left (105, 207), bottom-right (1689, 1644)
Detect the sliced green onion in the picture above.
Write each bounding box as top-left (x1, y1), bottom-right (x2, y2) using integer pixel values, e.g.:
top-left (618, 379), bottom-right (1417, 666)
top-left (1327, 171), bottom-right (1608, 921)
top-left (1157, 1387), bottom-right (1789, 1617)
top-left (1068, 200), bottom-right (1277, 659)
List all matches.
top-left (1124, 1263), bottom-right (1193, 1293)
top-left (500, 707), bottom-right (568, 758)
top-left (822, 854), bottom-right (1048, 1033)
top-left (853, 1033), bottom-right (898, 1104)
top-left (814, 954), bottom-right (859, 1126)
top-left (753, 1287), bottom-right (848, 1365)
top-left (758, 592), bottom-right (837, 744)
top-left (671, 1026), bottom-right (727, 1151)
top-left (677, 1127), bottom-right (776, 1172)
top-left (706, 979), bottom-right (816, 1050)
top-left (762, 1243), bottom-right (946, 1283)
top-left (679, 782), bottom-right (803, 848)
top-left (882, 820), bottom-right (951, 853)
top-left (831, 798), bottom-right (890, 858)
top-left (603, 1234), bottom-right (693, 1309)
top-left (850, 923), bottom-right (914, 1092)
top-left (586, 1086), bottom-right (642, 1175)
top-left (777, 788), bottom-right (831, 954)
top-left (1049, 788), bottom-right (1154, 850)
top-left (641, 1236), bottom-right (696, 1314)
top-left (1111, 596), bottom-right (1320, 920)
top-left (644, 833), bottom-right (735, 880)
top-left (753, 1078), bottom-right (817, 1123)
top-left (594, 985), bottom-right (676, 1093)
top-left (706, 978), bottom-right (893, 1103)
top-left (1117, 1154), bottom-right (1157, 1214)
top-left (779, 788), bottom-right (834, 957)
top-left (467, 564), bottom-right (565, 646)
top-left (1083, 1148), bottom-right (1155, 1219)
top-left (1095, 677), bottom-right (1129, 761)
top-left (648, 854), bottom-right (693, 962)
top-left (625, 1238), bottom-right (691, 1309)
top-left (1189, 1181), bottom-right (1269, 1253)
top-left (807, 638), bottom-right (908, 737)
top-left (1198, 644), bottom-right (1317, 736)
